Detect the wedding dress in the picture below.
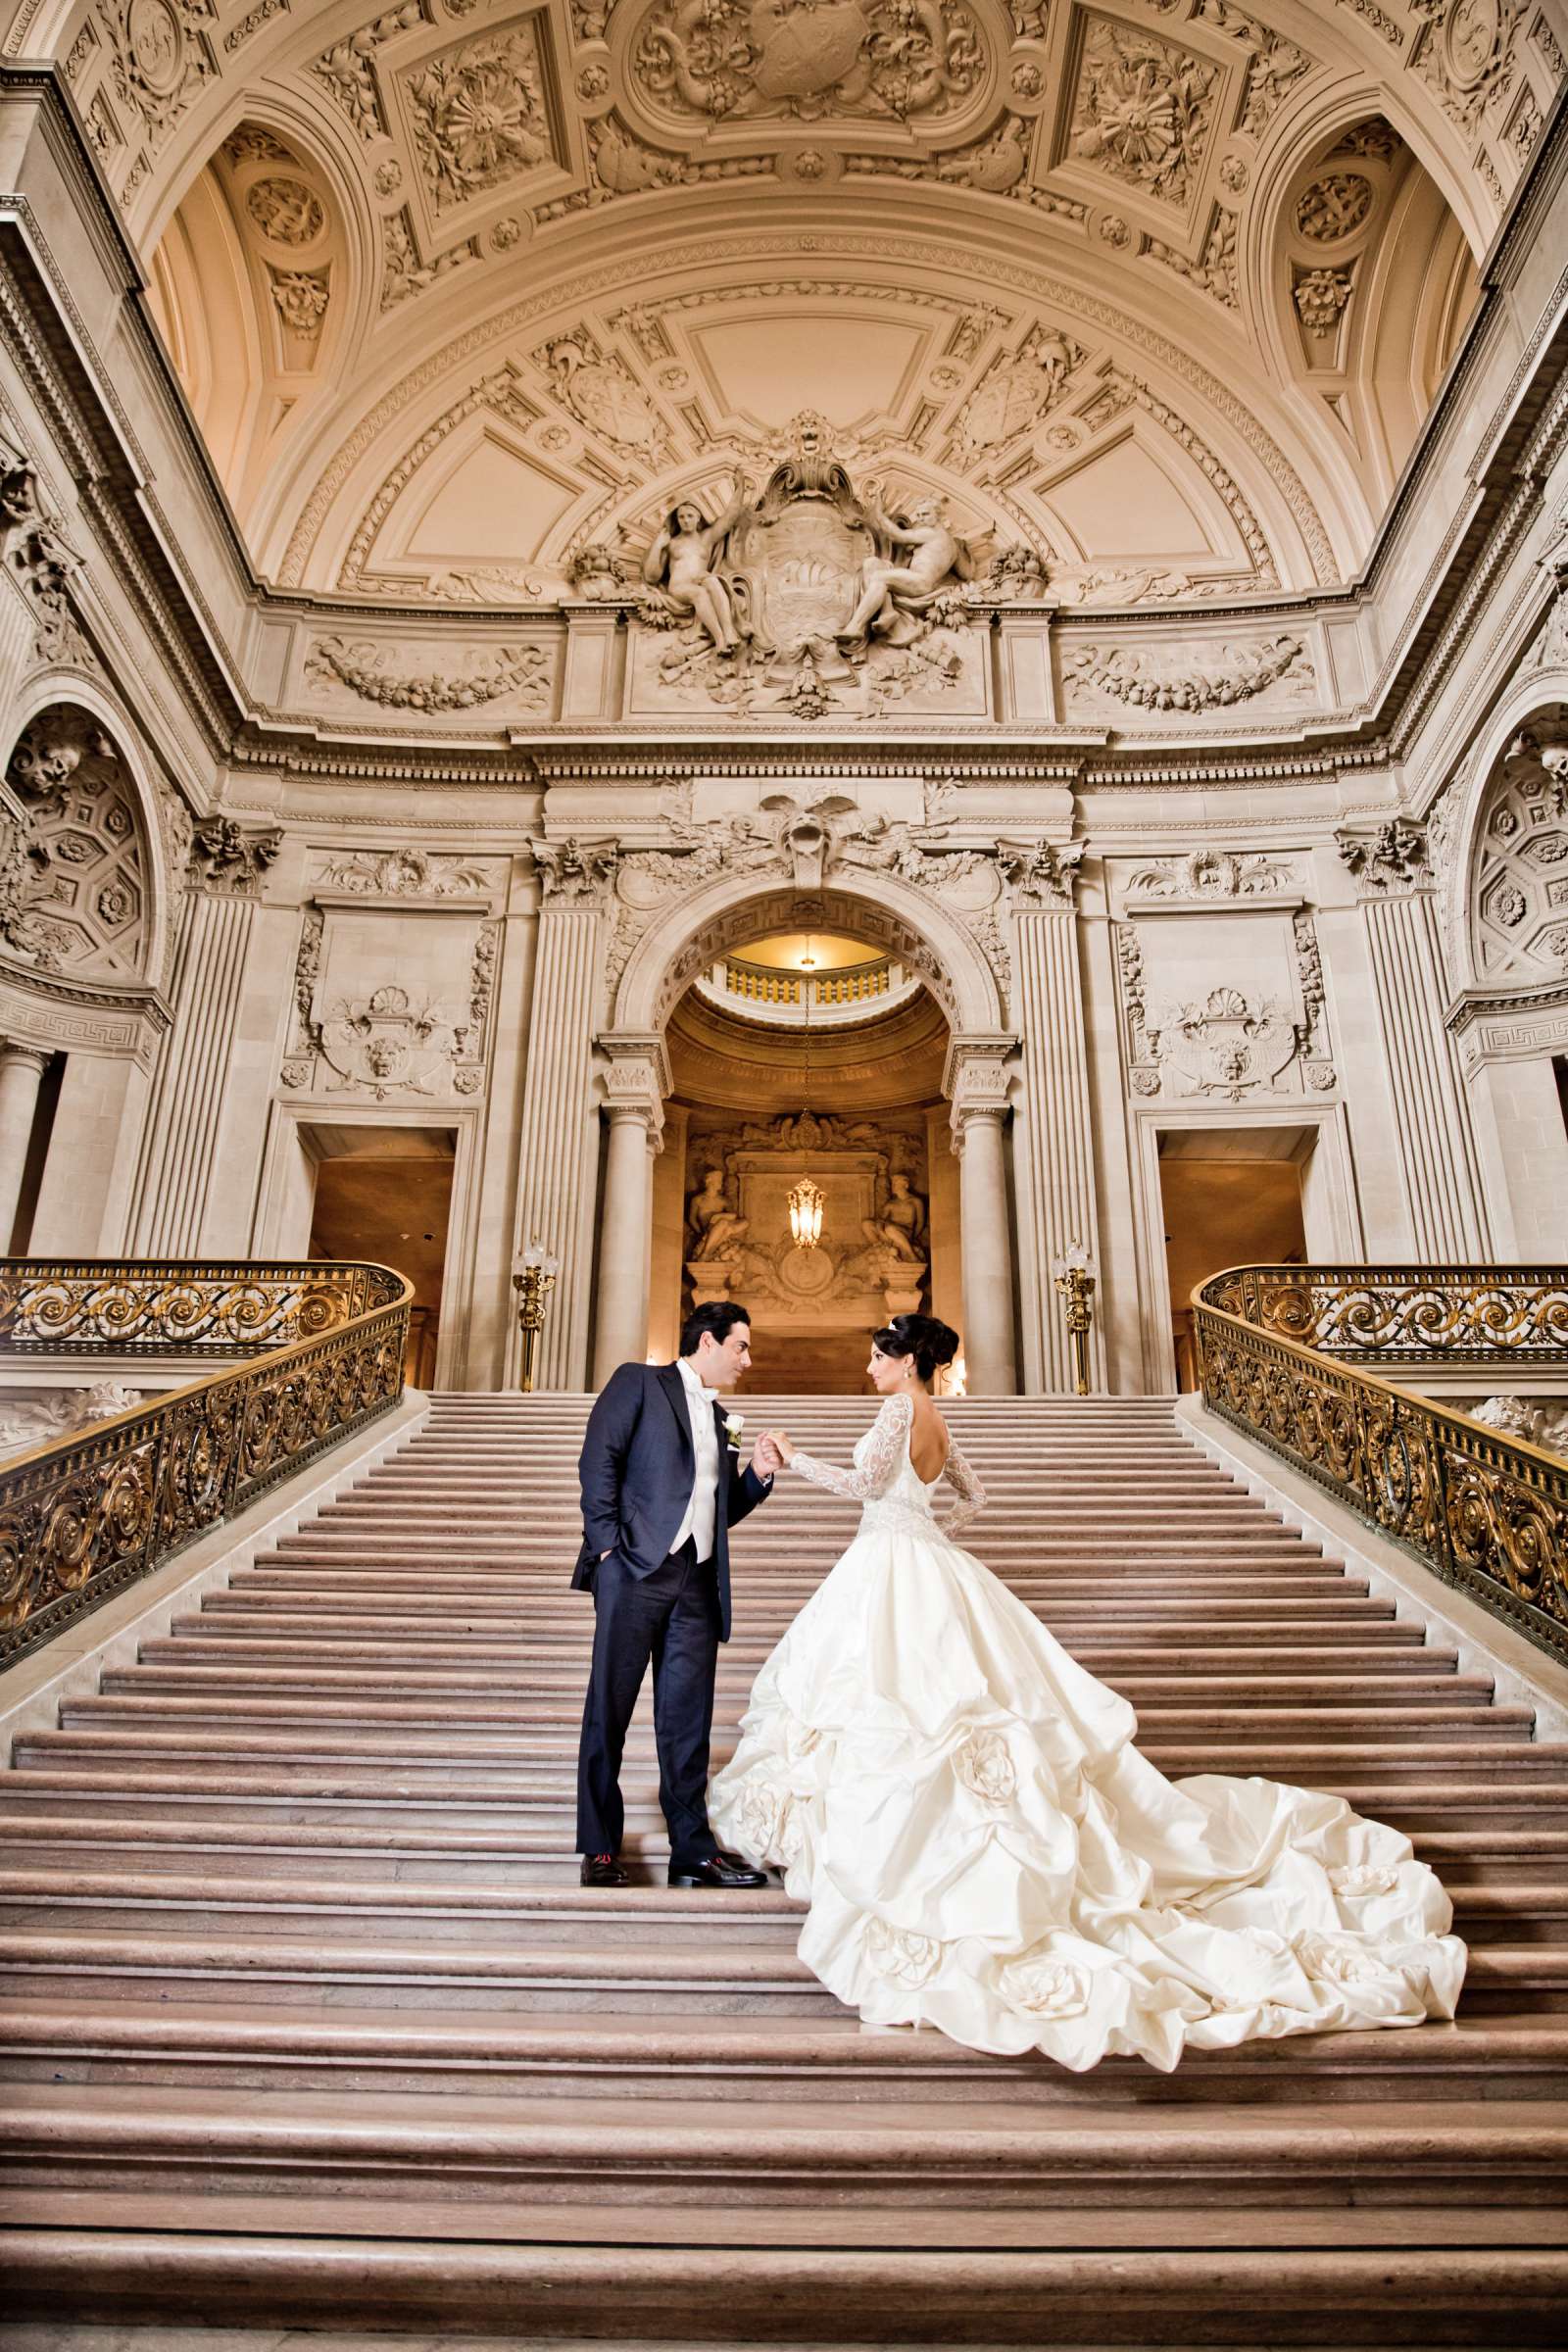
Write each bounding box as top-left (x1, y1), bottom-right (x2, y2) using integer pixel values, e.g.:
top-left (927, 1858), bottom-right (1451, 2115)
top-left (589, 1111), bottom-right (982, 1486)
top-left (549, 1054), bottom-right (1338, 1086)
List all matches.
top-left (707, 1392), bottom-right (1465, 2073)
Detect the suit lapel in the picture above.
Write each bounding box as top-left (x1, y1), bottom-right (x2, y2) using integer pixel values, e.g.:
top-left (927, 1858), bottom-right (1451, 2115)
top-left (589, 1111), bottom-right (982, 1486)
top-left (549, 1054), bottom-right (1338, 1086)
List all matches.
top-left (656, 1361), bottom-right (695, 1462)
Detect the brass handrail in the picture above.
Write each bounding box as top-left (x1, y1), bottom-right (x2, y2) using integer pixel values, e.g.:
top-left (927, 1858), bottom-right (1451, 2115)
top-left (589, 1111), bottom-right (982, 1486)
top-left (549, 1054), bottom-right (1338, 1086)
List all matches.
top-left (0, 1258), bottom-right (413, 1669)
top-left (1193, 1263), bottom-right (1568, 1666)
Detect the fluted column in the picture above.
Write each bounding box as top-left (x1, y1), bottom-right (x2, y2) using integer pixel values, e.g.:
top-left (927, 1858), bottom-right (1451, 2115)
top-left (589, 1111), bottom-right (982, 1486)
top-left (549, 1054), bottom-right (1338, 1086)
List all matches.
top-left (0, 1043), bottom-right (48, 1250)
top-left (511, 875), bottom-right (612, 1390)
top-left (1337, 823), bottom-right (1490, 1257)
top-left (1009, 850), bottom-right (1106, 1391)
top-left (948, 1034), bottom-right (1017, 1396)
top-left (592, 1032), bottom-right (668, 1386)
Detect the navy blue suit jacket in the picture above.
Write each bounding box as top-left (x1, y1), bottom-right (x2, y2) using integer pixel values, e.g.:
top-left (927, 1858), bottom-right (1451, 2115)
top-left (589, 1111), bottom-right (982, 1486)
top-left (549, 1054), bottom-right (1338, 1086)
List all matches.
top-left (573, 1360), bottom-right (772, 1642)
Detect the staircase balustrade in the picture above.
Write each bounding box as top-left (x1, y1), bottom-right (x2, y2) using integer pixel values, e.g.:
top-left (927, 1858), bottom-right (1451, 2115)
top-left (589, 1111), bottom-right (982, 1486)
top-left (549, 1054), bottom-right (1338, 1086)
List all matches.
top-left (1194, 1263), bottom-right (1568, 1666)
top-left (0, 1259), bottom-right (413, 1669)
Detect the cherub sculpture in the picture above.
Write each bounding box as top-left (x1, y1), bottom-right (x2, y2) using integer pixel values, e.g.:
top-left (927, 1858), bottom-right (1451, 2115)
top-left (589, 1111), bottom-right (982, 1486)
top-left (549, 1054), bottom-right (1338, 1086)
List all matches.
top-left (838, 492), bottom-right (966, 651)
top-left (642, 478), bottom-right (754, 653)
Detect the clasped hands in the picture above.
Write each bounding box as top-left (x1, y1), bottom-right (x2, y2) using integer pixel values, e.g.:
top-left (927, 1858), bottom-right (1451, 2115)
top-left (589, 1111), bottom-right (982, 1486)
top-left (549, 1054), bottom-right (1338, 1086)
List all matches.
top-left (754, 1429), bottom-right (795, 1477)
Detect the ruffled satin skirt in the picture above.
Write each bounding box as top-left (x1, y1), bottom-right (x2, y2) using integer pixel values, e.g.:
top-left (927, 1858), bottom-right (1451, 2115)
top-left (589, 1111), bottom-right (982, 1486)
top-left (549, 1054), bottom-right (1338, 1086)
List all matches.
top-left (707, 1513), bottom-right (1466, 2073)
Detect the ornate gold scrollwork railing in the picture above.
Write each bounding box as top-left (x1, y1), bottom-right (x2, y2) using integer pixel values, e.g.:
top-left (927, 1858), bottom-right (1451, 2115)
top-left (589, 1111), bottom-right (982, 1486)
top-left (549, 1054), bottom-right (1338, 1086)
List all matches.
top-left (0, 1259), bottom-right (412, 1669)
top-left (0, 1260), bottom-right (393, 1357)
top-left (1194, 1264), bottom-right (1568, 1666)
top-left (1201, 1264), bottom-right (1568, 1365)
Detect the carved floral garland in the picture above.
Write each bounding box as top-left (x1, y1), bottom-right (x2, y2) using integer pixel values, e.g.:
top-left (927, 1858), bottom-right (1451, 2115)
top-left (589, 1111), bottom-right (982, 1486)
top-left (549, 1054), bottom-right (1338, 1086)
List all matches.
top-left (304, 636), bottom-right (550, 711)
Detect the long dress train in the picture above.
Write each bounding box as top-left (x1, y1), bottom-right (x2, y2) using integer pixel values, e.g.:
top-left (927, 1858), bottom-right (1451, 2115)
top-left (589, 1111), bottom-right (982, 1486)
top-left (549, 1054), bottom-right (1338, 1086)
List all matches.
top-left (707, 1392), bottom-right (1465, 2074)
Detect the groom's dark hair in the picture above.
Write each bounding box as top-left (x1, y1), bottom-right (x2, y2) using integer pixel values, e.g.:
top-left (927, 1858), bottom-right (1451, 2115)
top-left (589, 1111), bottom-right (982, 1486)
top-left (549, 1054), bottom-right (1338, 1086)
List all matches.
top-left (680, 1300), bottom-right (750, 1357)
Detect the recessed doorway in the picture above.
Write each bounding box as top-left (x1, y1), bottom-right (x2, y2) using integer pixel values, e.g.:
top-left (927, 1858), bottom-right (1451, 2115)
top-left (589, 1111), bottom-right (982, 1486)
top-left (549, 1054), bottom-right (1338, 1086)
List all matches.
top-left (303, 1127), bottom-right (457, 1388)
top-left (1157, 1128), bottom-right (1309, 1390)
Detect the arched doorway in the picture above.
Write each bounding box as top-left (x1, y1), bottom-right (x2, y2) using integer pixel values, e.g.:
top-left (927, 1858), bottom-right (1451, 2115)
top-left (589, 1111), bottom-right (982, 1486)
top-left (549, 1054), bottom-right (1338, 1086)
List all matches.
top-left (649, 922), bottom-right (957, 1395)
top-left (529, 861), bottom-right (1019, 1396)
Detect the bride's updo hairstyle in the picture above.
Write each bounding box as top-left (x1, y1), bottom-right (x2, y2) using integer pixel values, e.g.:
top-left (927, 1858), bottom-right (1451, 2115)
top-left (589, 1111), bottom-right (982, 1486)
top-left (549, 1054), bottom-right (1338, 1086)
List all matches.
top-left (872, 1312), bottom-right (960, 1385)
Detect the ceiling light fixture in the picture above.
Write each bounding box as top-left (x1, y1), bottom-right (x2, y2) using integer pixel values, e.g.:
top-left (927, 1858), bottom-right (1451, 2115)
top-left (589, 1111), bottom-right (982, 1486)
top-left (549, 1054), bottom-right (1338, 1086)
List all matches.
top-left (788, 933), bottom-right (826, 1250)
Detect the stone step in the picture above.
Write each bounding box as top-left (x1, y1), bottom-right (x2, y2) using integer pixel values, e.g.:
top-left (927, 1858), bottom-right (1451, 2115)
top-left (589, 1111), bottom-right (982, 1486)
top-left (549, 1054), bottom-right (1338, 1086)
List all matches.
top-left (0, 1931), bottom-right (1555, 2016)
top-left (37, 1702), bottom-right (1542, 1750)
top-left (107, 1646), bottom-right (1457, 1684)
top-left (7, 2221), bottom-right (1566, 2352)
top-left (4, 1772), bottom-right (1559, 1840)
top-left (3, 2081), bottom-right (1563, 2211)
top-left (0, 1871), bottom-right (1553, 1950)
top-left (63, 1692), bottom-right (1521, 1737)
top-left (96, 1665), bottom-right (1484, 1706)
top-left (17, 1731), bottom-right (1555, 1786)
top-left (3, 1997), bottom-right (1561, 2105)
top-left (3, 1812), bottom-right (1558, 1887)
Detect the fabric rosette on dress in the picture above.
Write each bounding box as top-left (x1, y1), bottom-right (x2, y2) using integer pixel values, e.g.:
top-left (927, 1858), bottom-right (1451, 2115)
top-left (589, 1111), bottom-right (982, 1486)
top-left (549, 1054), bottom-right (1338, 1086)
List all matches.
top-left (707, 1391), bottom-right (1466, 2074)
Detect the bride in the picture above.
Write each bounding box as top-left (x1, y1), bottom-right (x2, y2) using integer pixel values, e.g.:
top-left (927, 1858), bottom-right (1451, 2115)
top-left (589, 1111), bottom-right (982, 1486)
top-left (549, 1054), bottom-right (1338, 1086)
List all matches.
top-left (707, 1312), bottom-right (1465, 2073)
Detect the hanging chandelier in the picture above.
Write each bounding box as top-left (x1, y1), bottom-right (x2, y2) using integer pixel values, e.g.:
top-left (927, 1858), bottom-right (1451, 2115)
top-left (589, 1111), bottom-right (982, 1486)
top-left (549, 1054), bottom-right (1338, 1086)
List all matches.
top-left (788, 937), bottom-right (826, 1250)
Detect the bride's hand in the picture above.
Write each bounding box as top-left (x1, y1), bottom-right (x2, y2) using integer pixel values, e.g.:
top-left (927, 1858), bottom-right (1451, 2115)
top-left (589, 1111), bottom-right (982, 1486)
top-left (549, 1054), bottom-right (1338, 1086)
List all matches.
top-left (766, 1427), bottom-right (795, 1466)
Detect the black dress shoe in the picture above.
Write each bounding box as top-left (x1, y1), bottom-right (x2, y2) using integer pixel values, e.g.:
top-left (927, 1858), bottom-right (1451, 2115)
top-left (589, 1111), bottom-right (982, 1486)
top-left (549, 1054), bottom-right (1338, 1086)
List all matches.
top-left (668, 1851), bottom-right (768, 1889)
top-left (580, 1853), bottom-right (629, 1887)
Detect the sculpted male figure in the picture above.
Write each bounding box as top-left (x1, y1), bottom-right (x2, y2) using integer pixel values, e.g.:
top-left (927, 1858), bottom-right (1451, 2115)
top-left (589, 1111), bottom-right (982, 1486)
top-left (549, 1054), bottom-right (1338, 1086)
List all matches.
top-left (839, 493), bottom-right (962, 648)
top-left (574, 1300), bottom-right (779, 1888)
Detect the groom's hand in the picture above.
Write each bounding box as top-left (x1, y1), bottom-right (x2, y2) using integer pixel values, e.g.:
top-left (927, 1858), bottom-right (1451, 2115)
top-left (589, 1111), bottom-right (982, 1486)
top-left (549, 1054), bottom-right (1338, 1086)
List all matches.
top-left (752, 1434), bottom-right (781, 1479)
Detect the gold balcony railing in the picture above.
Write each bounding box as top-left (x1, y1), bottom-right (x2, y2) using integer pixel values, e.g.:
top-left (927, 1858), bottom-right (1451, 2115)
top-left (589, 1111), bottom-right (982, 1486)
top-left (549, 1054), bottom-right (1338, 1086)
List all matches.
top-left (0, 1259), bottom-right (413, 1669)
top-left (1194, 1264), bottom-right (1568, 1667)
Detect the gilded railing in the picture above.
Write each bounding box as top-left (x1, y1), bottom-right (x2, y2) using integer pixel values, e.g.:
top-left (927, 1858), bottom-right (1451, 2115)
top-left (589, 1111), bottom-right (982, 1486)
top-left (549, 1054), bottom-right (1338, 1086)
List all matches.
top-left (1202, 1265), bottom-right (1568, 1366)
top-left (0, 1260), bottom-right (392, 1357)
top-left (1194, 1264), bottom-right (1568, 1666)
top-left (0, 1259), bottom-right (412, 1669)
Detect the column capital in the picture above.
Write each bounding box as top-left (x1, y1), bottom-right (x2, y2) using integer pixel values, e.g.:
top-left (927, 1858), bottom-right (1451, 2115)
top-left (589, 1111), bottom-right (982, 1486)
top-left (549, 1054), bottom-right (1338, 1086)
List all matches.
top-left (188, 816), bottom-right (284, 897)
top-left (945, 1031), bottom-right (1014, 1143)
top-left (1335, 818), bottom-right (1431, 898)
top-left (0, 1040), bottom-right (50, 1075)
top-left (999, 838), bottom-right (1084, 912)
top-left (598, 1027), bottom-right (669, 1143)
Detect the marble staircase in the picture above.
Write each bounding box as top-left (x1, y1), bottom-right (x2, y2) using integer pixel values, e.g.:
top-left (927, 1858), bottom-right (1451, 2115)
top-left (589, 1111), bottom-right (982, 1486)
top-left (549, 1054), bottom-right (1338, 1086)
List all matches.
top-left (2, 1392), bottom-right (1565, 2344)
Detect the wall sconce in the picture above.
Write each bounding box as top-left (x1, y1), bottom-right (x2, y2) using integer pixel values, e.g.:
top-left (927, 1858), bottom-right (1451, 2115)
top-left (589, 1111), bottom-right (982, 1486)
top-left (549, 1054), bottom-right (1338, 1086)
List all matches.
top-left (512, 1241), bottom-right (560, 1393)
top-left (1051, 1242), bottom-right (1097, 1397)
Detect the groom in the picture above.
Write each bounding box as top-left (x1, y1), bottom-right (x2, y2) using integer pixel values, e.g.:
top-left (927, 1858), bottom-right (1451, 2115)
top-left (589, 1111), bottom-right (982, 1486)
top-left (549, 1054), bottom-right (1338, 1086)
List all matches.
top-left (574, 1299), bottom-right (780, 1889)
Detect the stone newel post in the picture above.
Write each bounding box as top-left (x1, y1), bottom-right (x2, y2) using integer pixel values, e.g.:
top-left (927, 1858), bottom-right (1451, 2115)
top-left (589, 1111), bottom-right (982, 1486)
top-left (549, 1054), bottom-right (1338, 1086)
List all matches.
top-left (592, 1032), bottom-right (668, 1386)
top-left (947, 1034), bottom-right (1018, 1396)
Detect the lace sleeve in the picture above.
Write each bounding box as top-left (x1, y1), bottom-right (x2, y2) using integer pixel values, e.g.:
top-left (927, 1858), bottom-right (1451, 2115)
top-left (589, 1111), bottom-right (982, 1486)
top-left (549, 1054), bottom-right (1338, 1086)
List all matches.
top-left (940, 1439), bottom-right (987, 1537)
top-left (790, 1393), bottom-right (912, 1502)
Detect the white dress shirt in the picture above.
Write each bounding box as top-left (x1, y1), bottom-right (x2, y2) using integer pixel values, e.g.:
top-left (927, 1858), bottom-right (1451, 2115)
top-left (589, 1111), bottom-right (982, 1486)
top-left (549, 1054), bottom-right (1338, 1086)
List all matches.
top-left (670, 1355), bottom-right (720, 1563)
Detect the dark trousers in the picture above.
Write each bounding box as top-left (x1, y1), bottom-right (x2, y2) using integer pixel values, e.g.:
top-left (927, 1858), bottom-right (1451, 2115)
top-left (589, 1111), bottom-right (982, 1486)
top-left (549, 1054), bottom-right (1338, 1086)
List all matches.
top-left (576, 1539), bottom-right (721, 1866)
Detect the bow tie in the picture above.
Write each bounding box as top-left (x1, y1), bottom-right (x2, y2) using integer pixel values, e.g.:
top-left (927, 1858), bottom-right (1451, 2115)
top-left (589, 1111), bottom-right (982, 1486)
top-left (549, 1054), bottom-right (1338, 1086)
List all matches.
top-left (699, 1387), bottom-right (720, 1406)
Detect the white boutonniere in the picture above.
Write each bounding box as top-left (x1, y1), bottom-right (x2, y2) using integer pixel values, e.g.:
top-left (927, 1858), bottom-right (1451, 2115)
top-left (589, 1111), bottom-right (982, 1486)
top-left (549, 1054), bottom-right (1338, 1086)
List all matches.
top-left (725, 1413), bottom-right (745, 1453)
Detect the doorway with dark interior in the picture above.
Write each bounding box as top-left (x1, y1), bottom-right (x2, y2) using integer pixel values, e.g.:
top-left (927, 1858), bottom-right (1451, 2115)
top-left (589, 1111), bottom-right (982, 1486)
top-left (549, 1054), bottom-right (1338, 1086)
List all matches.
top-left (305, 1127), bottom-right (456, 1388)
top-left (1156, 1127), bottom-right (1310, 1390)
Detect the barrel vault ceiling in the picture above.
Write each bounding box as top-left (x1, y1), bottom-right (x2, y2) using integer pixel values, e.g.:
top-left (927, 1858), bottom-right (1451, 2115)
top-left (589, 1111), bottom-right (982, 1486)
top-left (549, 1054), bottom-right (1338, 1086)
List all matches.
top-left (7, 0), bottom-right (1564, 603)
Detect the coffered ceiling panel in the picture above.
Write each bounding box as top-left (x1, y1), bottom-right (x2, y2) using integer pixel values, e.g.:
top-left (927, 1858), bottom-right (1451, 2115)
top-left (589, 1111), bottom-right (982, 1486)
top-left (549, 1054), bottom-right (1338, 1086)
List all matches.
top-left (686, 312), bottom-right (927, 432)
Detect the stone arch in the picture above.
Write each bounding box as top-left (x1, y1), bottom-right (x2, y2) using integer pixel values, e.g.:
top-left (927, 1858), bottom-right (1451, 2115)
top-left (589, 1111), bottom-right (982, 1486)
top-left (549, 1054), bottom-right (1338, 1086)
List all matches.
top-left (611, 868), bottom-right (1005, 1042)
top-left (1438, 671), bottom-right (1568, 997)
top-left (1457, 704), bottom-right (1568, 997)
top-left (0, 694), bottom-right (169, 989)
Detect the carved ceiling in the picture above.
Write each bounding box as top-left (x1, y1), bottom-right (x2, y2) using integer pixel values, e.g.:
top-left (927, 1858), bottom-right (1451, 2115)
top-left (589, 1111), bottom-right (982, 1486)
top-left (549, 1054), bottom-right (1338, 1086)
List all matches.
top-left (11, 0), bottom-right (1563, 599)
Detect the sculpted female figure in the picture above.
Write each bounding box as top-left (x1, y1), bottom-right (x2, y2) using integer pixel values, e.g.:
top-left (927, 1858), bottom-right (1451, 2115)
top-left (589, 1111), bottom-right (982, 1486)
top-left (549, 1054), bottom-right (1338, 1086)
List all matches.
top-left (643, 478), bottom-right (753, 653)
top-left (688, 1166), bottom-right (749, 1263)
